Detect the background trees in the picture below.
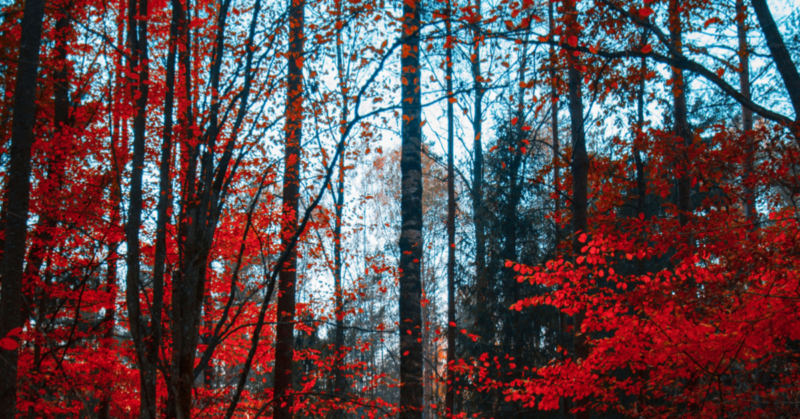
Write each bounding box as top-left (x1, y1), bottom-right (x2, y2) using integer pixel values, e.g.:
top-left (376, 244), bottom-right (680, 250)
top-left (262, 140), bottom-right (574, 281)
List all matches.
top-left (1, 0), bottom-right (800, 417)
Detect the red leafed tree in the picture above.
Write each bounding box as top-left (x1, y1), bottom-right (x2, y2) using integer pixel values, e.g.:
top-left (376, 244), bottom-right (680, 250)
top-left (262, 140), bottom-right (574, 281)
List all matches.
top-left (1, 0), bottom-right (799, 417)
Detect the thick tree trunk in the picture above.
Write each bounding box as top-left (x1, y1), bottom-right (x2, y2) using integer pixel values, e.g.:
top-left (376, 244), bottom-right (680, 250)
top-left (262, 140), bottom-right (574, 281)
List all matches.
top-left (0, 0), bottom-right (47, 415)
top-left (273, 1), bottom-right (305, 418)
top-left (399, 0), bottom-right (423, 418)
top-left (445, 0), bottom-right (456, 415)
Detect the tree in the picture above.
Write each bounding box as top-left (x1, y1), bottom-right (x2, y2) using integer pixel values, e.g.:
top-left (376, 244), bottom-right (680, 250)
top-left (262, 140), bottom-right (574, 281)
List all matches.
top-left (399, 1), bottom-right (424, 419)
top-left (0, 0), bottom-right (47, 415)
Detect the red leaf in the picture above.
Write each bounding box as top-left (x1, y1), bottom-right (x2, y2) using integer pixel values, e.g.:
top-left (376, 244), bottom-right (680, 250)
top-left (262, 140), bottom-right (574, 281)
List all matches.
top-left (511, 117), bottom-right (519, 126)
top-left (567, 36), bottom-right (578, 48)
top-left (641, 44), bottom-right (652, 53)
top-left (639, 7), bottom-right (653, 18)
top-left (0, 338), bottom-right (18, 351)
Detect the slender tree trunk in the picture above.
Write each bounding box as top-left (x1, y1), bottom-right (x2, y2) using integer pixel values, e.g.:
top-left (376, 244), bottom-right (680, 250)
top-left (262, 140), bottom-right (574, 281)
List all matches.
top-left (0, 0), bottom-right (46, 414)
top-left (332, 3), bottom-right (348, 411)
top-left (737, 0), bottom-right (756, 226)
top-left (469, 5), bottom-right (493, 413)
top-left (97, 252), bottom-right (119, 419)
top-left (563, 1), bottom-right (589, 418)
top-left (445, 0), bottom-right (457, 415)
top-left (399, 0), bottom-right (424, 418)
top-left (501, 35), bottom-right (529, 379)
top-left (634, 30), bottom-right (647, 216)
top-left (471, 0), bottom-right (486, 318)
top-left (149, 0), bottom-right (179, 400)
top-left (99, 119), bottom-right (123, 419)
top-left (549, 1), bottom-right (560, 250)
top-left (274, 0), bottom-right (305, 418)
top-left (669, 0), bottom-right (691, 228)
top-left (124, 0), bottom-right (157, 414)
top-left (332, 148), bottom-right (346, 410)
top-left (549, 11), bottom-right (570, 419)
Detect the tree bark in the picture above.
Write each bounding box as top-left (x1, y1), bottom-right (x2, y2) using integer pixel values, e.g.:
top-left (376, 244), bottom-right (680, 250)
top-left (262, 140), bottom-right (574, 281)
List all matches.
top-left (445, 0), bottom-right (456, 415)
top-left (635, 30), bottom-right (647, 216)
top-left (399, 0), bottom-right (423, 418)
top-left (22, 9), bottom-right (73, 416)
top-left (471, 0), bottom-right (487, 322)
top-left (332, 3), bottom-right (348, 410)
top-left (502, 30), bottom-right (528, 364)
top-left (123, 0), bottom-right (158, 414)
top-left (0, 0), bottom-right (47, 415)
top-left (737, 0), bottom-right (756, 226)
top-left (549, 1), bottom-right (560, 251)
top-left (669, 0), bottom-right (691, 228)
top-left (274, 0), bottom-right (305, 418)
top-left (148, 0), bottom-right (178, 400)
top-left (563, 1), bottom-right (589, 418)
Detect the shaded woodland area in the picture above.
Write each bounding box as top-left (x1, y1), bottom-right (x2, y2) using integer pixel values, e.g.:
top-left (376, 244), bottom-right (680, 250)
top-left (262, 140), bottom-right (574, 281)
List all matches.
top-left (1, 0), bottom-right (800, 416)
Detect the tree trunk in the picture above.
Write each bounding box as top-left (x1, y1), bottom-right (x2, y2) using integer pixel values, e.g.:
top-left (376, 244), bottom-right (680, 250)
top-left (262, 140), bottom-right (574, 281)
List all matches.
top-left (669, 0), bottom-right (691, 228)
top-left (634, 30), bottom-right (647, 216)
top-left (445, 0), bottom-right (456, 415)
top-left (23, 9), bottom-right (73, 415)
top-left (123, 0), bottom-right (158, 414)
top-left (471, 0), bottom-right (486, 324)
top-left (549, 0), bottom-right (560, 251)
top-left (332, 3), bottom-right (348, 411)
top-left (24, 5), bottom-right (71, 275)
top-left (399, 0), bottom-right (423, 418)
top-left (274, 0), bottom-right (305, 418)
top-left (737, 0), bottom-right (756, 226)
top-left (564, 1), bottom-right (589, 418)
top-left (0, 0), bottom-right (47, 415)
top-left (502, 32), bottom-right (528, 368)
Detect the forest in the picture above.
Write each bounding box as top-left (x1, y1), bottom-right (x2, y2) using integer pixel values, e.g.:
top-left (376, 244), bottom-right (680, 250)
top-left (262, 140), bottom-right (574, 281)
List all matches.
top-left (0, 0), bottom-right (799, 415)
